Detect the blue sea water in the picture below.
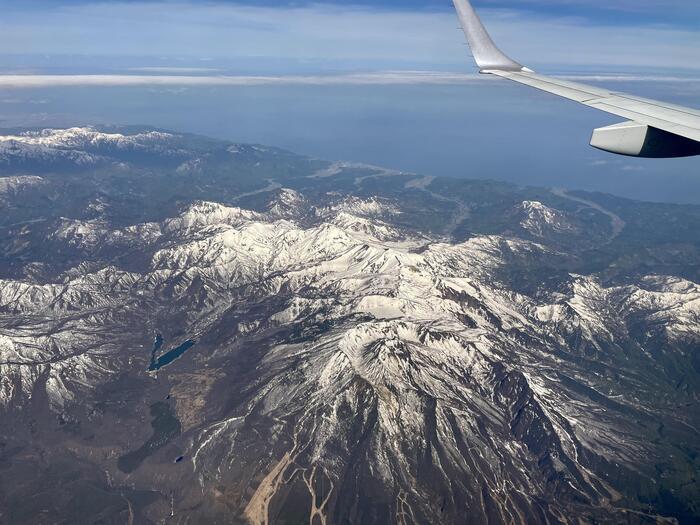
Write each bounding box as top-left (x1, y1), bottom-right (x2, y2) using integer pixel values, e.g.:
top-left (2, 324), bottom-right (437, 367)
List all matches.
top-left (1, 73), bottom-right (699, 204)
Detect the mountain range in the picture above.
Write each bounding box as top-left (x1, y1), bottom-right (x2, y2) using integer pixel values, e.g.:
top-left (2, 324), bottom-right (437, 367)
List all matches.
top-left (0, 127), bottom-right (699, 524)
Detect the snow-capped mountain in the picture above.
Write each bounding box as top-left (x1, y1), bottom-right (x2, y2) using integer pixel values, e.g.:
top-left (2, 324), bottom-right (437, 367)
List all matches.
top-left (0, 128), bottom-right (699, 525)
top-left (0, 127), bottom-right (178, 158)
top-left (516, 200), bottom-right (578, 237)
top-left (0, 126), bottom-right (202, 171)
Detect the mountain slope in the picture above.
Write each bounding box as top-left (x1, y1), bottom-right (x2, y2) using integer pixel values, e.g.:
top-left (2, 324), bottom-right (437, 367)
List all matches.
top-left (0, 128), bottom-right (699, 525)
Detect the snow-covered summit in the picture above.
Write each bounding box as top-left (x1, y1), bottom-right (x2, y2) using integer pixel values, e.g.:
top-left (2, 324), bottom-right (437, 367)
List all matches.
top-left (326, 196), bottom-right (400, 218)
top-left (2, 127), bottom-right (176, 150)
top-left (0, 127), bottom-right (186, 167)
top-left (0, 175), bottom-right (44, 199)
top-left (517, 200), bottom-right (577, 237)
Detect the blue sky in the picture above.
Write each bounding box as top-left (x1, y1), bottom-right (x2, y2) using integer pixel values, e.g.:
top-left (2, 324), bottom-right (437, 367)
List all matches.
top-left (7, 0), bottom-right (700, 24)
top-left (1, 0), bottom-right (698, 73)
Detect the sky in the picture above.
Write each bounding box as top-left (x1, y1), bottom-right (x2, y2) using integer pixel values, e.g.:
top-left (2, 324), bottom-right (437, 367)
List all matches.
top-left (1, 0), bottom-right (699, 71)
top-left (0, 0), bottom-right (699, 203)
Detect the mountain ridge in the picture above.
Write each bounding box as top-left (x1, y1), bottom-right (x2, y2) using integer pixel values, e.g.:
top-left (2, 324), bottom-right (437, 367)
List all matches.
top-left (0, 127), bottom-right (698, 524)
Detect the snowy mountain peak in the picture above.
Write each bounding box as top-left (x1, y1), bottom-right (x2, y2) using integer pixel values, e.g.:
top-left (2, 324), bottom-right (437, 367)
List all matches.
top-left (0, 175), bottom-right (44, 198)
top-left (3, 127), bottom-right (176, 150)
top-left (327, 195), bottom-right (400, 218)
top-left (517, 200), bottom-right (577, 237)
top-left (0, 127), bottom-right (186, 167)
top-left (164, 201), bottom-right (263, 234)
top-left (266, 188), bottom-right (306, 218)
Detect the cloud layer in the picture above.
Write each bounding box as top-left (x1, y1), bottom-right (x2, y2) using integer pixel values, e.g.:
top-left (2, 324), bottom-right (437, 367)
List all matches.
top-left (2, 72), bottom-right (699, 89)
top-left (0, 72), bottom-right (481, 88)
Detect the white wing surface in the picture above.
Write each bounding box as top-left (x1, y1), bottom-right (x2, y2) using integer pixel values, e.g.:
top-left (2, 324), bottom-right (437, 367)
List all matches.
top-left (453, 0), bottom-right (700, 158)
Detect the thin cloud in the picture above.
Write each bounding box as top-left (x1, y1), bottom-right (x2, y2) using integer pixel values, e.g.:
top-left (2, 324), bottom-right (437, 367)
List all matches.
top-left (558, 75), bottom-right (700, 83)
top-left (483, 0), bottom-right (700, 17)
top-left (0, 97), bottom-right (50, 104)
top-left (0, 71), bottom-right (489, 88)
top-left (1, 71), bottom-right (698, 90)
top-left (127, 67), bottom-right (225, 74)
top-left (0, 2), bottom-right (697, 70)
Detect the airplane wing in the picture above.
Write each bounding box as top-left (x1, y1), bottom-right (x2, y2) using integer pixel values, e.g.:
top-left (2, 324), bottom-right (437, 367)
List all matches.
top-left (453, 0), bottom-right (700, 158)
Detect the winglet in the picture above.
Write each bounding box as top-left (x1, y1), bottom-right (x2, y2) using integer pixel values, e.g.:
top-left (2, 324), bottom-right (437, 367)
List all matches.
top-left (452, 0), bottom-right (528, 73)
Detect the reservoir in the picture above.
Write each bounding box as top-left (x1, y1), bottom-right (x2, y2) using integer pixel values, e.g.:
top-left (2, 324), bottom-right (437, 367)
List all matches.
top-left (149, 338), bottom-right (196, 371)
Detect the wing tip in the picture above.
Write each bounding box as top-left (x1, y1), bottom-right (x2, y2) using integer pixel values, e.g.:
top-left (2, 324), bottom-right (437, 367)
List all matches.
top-left (453, 0), bottom-right (527, 73)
